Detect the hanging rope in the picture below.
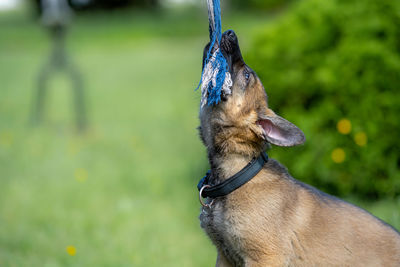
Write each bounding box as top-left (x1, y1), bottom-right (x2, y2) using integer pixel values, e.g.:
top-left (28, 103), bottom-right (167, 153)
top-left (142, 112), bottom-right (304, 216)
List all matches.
top-left (199, 0), bottom-right (232, 107)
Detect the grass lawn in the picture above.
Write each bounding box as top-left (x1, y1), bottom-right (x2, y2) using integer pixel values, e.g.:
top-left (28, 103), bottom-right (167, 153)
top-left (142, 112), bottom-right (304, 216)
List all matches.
top-left (0, 6), bottom-right (399, 267)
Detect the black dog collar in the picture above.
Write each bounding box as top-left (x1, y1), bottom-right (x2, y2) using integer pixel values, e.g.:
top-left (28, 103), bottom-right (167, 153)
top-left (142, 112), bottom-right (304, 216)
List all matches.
top-left (197, 152), bottom-right (269, 201)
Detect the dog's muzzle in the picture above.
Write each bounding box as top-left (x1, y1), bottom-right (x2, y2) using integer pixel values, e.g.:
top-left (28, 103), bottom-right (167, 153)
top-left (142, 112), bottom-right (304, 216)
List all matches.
top-left (221, 30), bottom-right (238, 54)
top-left (220, 30), bottom-right (243, 78)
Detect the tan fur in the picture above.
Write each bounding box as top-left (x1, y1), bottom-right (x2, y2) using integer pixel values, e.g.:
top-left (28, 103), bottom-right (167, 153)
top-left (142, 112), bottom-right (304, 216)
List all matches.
top-left (203, 164), bottom-right (400, 266)
top-left (198, 32), bottom-right (400, 266)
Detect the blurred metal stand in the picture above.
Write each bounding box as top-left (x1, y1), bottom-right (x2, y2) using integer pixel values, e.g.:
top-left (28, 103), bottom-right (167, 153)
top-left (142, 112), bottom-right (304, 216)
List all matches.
top-left (31, 0), bottom-right (87, 132)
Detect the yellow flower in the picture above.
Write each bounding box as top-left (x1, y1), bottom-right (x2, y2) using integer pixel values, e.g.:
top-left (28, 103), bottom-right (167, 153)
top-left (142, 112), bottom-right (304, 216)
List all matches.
top-left (354, 132), bottom-right (367, 147)
top-left (337, 119), bottom-right (352, 135)
top-left (74, 168), bottom-right (88, 183)
top-left (331, 148), bottom-right (346, 163)
top-left (66, 245), bottom-right (76, 256)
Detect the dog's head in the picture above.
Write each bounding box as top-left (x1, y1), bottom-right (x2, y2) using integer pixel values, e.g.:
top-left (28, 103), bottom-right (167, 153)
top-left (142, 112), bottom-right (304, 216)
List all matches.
top-left (199, 30), bottom-right (305, 157)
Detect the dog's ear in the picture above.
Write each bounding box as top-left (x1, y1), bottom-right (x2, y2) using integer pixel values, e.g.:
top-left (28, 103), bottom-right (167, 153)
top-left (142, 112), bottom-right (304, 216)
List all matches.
top-left (256, 113), bottom-right (305, 147)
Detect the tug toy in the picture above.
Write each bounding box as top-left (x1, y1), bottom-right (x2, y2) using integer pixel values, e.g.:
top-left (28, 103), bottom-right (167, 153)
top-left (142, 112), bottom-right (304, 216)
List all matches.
top-left (199, 0), bottom-right (232, 107)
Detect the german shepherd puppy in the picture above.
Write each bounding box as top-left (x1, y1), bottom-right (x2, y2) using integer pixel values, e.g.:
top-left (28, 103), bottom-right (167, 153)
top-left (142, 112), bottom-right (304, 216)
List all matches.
top-left (198, 30), bottom-right (400, 266)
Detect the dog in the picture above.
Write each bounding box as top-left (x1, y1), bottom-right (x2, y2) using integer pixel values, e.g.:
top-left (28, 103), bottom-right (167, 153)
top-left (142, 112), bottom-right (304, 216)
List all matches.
top-left (197, 30), bottom-right (400, 266)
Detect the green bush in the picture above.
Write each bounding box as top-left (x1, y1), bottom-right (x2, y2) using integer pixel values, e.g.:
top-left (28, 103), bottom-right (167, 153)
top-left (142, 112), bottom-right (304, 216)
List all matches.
top-left (247, 0), bottom-right (400, 199)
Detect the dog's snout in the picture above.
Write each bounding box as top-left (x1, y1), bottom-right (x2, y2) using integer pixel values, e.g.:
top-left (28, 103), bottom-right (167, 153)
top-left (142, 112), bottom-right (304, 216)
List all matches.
top-left (222, 30), bottom-right (238, 45)
top-left (225, 30), bottom-right (237, 41)
top-left (221, 30), bottom-right (239, 55)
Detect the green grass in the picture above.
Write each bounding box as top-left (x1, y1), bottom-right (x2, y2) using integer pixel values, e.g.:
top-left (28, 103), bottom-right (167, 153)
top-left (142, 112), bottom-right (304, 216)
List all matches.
top-left (0, 7), bottom-right (399, 267)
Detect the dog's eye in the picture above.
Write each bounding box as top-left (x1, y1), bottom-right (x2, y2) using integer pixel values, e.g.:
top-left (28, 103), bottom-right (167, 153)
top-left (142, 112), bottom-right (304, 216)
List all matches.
top-left (244, 70), bottom-right (251, 81)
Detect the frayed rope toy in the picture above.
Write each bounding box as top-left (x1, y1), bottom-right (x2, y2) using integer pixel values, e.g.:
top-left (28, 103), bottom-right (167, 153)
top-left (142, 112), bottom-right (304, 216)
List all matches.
top-left (198, 0), bottom-right (232, 107)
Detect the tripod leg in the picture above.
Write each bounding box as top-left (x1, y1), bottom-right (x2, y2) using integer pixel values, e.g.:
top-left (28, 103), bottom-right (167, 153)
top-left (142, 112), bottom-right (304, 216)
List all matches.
top-left (31, 65), bottom-right (52, 126)
top-left (68, 64), bottom-right (87, 132)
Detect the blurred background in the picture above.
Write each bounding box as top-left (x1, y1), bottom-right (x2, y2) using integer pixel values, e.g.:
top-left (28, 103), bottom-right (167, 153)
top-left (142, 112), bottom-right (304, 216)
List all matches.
top-left (0, 0), bottom-right (399, 265)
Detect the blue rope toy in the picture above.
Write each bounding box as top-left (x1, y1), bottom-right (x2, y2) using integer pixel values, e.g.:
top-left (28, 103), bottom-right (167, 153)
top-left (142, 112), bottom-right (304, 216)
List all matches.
top-left (199, 0), bottom-right (232, 107)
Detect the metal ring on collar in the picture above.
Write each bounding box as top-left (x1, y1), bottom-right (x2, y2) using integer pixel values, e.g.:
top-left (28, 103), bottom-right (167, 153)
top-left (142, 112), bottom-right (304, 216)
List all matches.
top-left (199, 185), bottom-right (214, 208)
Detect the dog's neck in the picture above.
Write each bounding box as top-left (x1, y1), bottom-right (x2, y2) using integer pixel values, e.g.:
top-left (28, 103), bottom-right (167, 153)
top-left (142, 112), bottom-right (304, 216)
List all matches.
top-left (208, 151), bottom-right (257, 183)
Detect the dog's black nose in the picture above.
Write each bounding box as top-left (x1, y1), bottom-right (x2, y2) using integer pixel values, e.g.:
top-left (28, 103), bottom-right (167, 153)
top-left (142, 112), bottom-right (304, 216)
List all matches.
top-left (224, 30), bottom-right (237, 41)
